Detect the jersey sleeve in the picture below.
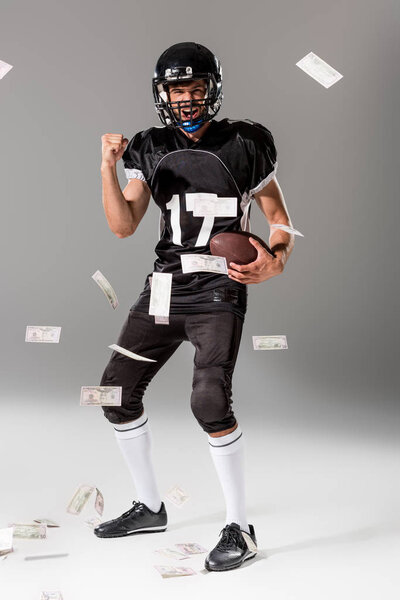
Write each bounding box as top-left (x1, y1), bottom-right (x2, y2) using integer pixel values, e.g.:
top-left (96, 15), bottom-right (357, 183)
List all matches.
top-left (122, 132), bottom-right (148, 182)
top-left (244, 121), bottom-right (278, 196)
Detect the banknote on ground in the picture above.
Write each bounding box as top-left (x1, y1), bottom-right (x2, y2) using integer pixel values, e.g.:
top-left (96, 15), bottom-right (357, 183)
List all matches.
top-left (253, 335), bottom-right (288, 350)
top-left (92, 270), bottom-right (118, 309)
top-left (85, 517), bottom-right (101, 530)
top-left (175, 543), bottom-right (207, 555)
top-left (10, 523), bottom-right (46, 539)
top-left (149, 272), bottom-right (172, 317)
top-left (242, 531), bottom-right (258, 553)
top-left (0, 527), bottom-right (13, 556)
top-left (271, 224), bottom-right (304, 237)
top-left (155, 565), bottom-right (196, 578)
top-left (296, 52), bottom-right (343, 88)
top-left (166, 485), bottom-right (190, 507)
top-left (108, 343), bottom-right (156, 363)
top-left (80, 386), bottom-right (122, 406)
top-left (155, 548), bottom-right (188, 560)
top-left (181, 254), bottom-right (228, 275)
top-left (25, 326), bottom-right (61, 343)
top-left (0, 59), bottom-right (13, 79)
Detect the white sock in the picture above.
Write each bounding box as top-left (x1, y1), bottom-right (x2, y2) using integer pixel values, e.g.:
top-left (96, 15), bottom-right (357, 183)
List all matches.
top-left (113, 412), bottom-right (162, 513)
top-left (208, 425), bottom-right (250, 534)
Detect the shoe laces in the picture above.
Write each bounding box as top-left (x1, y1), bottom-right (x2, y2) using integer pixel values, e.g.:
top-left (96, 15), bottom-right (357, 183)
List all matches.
top-left (216, 525), bottom-right (243, 550)
top-left (121, 500), bottom-right (145, 519)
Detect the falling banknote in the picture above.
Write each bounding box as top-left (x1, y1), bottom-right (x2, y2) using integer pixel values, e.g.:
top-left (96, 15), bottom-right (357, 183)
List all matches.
top-left (40, 593), bottom-right (63, 600)
top-left (181, 254), bottom-right (228, 274)
top-left (33, 518), bottom-right (59, 528)
top-left (10, 523), bottom-right (47, 539)
top-left (149, 272), bottom-right (172, 317)
top-left (166, 485), bottom-right (190, 507)
top-left (67, 485), bottom-right (105, 516)
top-left (271, 224), bottom-right (304, 237)
top-left (188, 193), bottom-right (237, 217)
top-left (108, 343), bottom-right (156, 363)
top-left (0, 527), bottom-right (13, 556)
top-left (0, 59), bottom-right (13, 79)
top-left (80, 386), bottom-right (122, 406)
top-left (91, 270), bottom-right (118, 309)
top-left (175, 543), bottom-right (207, 555)
top-left (252, 335), bottom-right (288, 350)
top-left (94, 488), bottom-right (104, 516)
top-left (25, 326), bottom-right (61, 343)
top-left (67, 485), bottom-right (94, 515)
top-left (154, 565), bottom-right (197, 578)
top-left (296, 52), bottom-right (343, 89)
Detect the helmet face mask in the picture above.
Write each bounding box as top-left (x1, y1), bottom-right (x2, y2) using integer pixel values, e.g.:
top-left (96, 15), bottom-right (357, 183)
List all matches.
top-left (152, 43), bottom-right (223, 131)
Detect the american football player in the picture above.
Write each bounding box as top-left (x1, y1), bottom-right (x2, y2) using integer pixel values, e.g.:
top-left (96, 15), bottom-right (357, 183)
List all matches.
top-left (95, 41), bottom-right (295, 571)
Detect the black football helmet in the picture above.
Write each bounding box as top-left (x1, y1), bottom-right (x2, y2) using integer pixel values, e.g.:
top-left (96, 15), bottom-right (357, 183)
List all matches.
top-left (152, 42), bottom-right (223, 132)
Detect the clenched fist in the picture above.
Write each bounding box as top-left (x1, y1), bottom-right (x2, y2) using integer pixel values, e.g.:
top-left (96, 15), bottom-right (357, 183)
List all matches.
top-left (101, 133), bottom-right (129, 168)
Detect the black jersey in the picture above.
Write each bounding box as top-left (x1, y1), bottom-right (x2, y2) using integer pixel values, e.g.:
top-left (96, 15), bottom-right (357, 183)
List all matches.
top-left (122, 118), bottom-right (278, 319)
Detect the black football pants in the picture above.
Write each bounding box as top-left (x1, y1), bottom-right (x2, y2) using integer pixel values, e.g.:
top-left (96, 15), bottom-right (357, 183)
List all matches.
top-left (100, 310), bottom-right (243, 434)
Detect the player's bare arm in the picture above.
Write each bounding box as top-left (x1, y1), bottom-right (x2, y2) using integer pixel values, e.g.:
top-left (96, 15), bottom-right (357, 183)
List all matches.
top-left (228, 177), bottom-right (295, 284)
top-left (101, 133), bottom-right (151, 238)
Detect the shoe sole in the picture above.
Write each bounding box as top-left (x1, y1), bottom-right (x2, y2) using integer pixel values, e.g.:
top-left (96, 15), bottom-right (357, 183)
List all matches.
top-left (204, 551), bottom-right (257, 572)
top-left (94, 525), bottom-right (167, 538)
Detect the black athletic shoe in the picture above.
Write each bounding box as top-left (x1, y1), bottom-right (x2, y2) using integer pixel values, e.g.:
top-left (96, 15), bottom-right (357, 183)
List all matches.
top-left (204, 522), bottom-right (257, 571)
top-left (94, 500), bottom-right (167, 538)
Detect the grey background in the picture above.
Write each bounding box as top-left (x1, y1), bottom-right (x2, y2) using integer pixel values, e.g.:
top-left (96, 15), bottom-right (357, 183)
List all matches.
top-left (0, 0), bottom-right (399, 441)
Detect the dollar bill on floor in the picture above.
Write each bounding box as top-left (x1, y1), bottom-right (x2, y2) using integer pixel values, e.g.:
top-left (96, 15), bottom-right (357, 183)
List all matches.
top-left (155, 548), bottom-right (189, 560)
top-left (0, 527), bottom-right (13, 556)
top-left (25, 326), bottom-right (61, 343)
top-left (80, 386), bottom-right (122, 406)
top-left (94, 488), bottom-right (104, 516)
top-left (84, 517), bottom-right (101, 530)
top-left (25, 553), bottom-right (69, 561)
top-left (33, 518), bottom-right (59, 528)
top-left (67, 485), bottom-right (94, 515)
top-left (181, 254), bottom-right (228, 274)
top-left (149, 272), bottom-right (172, 319)
top-left (91, 270), bottom-right (118, 309)
top-left (0, 59), bottom-right (13, 79)
top-left (188, 192), bottom-right (237, 217)
top-left (270, 224), bottom-right (304, 237)
top-left (155, 565), bottom-right (197, 578)
top-left (175, 543), bottom-right (208, 555)
top-left (296, 52), bottom-right (343, 88)
top-left (40, 592), bottom-right (63, 600)
top-left (252, 335), bottom-right (288, 350)
top-left (166, 485), bottom-right (190, 507)
top-left (108, 343), bottom-right (156, 363)
top-left (10, 523), bottom-right (47, 539)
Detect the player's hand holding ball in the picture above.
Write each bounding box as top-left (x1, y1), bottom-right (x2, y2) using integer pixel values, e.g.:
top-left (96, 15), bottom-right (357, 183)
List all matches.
top-left (101, 133), bottom-right (129, 168)
top-left (228, 237), bottom-right (284, 284)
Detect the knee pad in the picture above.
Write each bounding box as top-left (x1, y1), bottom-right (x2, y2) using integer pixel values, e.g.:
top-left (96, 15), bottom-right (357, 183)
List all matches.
top-left (190, 365), bottom-right (234, 431)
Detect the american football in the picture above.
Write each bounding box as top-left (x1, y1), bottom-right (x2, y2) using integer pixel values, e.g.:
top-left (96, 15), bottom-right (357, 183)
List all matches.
top-left (210, 231), bottom-right (276, 266)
